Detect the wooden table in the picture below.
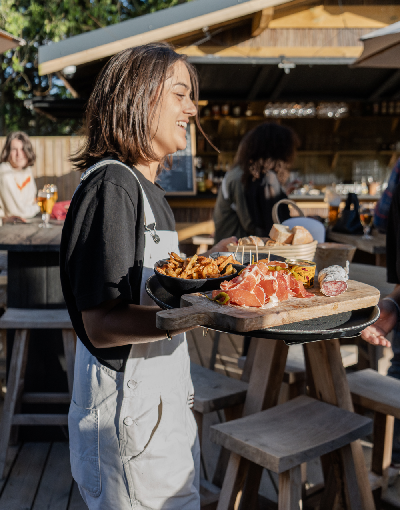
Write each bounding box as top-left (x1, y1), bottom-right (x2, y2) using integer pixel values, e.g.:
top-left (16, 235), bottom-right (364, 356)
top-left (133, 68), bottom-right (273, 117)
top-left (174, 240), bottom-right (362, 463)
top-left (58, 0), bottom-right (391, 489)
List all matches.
top-left (0, 218), bottom-right (64, 309)
top-left (0, 219), bottom-right (68, 435)
top-left (176, 220), bottom-right (214, 242)
top-left (327, 229), bottom-right (386, 266)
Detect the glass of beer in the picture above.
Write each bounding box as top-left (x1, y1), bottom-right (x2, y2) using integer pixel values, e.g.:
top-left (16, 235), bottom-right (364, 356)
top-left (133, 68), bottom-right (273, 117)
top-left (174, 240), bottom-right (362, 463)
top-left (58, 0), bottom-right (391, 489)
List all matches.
top-left (360, 207), bottom-right (373, 239)
top-left (37, 184), bottom-right (58, 228)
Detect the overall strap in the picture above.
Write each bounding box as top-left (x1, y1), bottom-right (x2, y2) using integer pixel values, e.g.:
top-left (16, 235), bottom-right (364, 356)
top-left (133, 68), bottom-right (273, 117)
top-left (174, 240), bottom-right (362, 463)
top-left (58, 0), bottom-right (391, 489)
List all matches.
top-left (78, 160), bottom-right (160, 244)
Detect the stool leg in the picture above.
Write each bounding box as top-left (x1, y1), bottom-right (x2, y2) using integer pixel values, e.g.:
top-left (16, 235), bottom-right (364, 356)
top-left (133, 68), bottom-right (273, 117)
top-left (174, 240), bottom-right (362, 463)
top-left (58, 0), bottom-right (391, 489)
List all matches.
top-left (305, 339), bottom-right (375, 510)
top-left (372, 411), bottom-right (394, 494)
top-left (217, 453), bottom-right (250, 510)
top-left (62, 329), bottom-right (76, 398)
top-left (0, 329), bottom-right (29, 479)
top-left (213, 404), bottom-right (244, 488)
top-left (278, 465), bottom-right (302, 510)
top-left (210, 331), bottom-right (221, 371)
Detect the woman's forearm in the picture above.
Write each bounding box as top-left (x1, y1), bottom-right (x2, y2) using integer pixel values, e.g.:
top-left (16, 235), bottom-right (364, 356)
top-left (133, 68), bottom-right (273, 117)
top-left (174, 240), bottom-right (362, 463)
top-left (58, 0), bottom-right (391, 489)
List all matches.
top-left (82, 300), bottom-right (192, 348)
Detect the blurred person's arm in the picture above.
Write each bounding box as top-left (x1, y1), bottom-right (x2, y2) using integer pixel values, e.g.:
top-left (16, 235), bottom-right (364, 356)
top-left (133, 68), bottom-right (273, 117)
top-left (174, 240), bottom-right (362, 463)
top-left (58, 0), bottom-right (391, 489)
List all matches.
top-left (374, 158), bottom-right (400, 234)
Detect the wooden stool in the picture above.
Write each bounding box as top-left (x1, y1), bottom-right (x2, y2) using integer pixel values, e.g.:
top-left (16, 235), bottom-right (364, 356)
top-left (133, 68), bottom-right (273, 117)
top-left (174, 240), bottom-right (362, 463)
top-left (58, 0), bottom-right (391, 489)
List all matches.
top-left (210, 395), bottom-right (372, 510)
top-left (191, 362), bottom-right (248, 481)
top-left (0, 308), bottom-right (76, 478)
top-left (347, 369), bottom-right (400, 500)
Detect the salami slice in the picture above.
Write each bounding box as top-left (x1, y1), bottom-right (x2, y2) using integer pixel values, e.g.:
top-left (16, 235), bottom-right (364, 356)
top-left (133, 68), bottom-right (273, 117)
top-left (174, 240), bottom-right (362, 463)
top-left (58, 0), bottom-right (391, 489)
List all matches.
top-left (320, 280), bottom-right (348, 297)
top-left (318, 263), bottom-right (349, 297)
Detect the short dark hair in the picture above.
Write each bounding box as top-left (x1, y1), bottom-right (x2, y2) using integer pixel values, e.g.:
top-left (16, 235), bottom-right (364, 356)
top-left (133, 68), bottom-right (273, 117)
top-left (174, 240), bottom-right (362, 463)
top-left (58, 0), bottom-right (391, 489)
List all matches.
top-left (1, 131), bottom-right (36, 168)
top-left (72, 43), bottom-right (206, 172)
top-left (234, 123), bottom-right (300, 187)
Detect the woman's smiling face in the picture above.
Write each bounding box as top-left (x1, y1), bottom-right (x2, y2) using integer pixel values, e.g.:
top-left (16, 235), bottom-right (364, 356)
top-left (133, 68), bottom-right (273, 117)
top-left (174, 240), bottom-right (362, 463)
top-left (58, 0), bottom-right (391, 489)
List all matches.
top-left (150, 60), bottom-right (197, 160)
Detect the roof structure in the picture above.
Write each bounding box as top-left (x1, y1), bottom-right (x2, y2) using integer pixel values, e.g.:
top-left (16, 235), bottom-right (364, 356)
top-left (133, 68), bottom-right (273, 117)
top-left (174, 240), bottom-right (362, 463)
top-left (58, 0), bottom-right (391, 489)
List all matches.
top-left (0, 29), bottom-right (25, 53)
top-left (34, 0), bottom-right (400, 119)
top-left (39, 0), bottom-right (288, 75)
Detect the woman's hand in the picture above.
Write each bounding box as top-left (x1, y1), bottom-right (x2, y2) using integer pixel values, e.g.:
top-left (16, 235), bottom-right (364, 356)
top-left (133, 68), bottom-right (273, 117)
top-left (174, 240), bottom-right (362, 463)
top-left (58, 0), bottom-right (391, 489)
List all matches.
top-left (360, 298), bottom-right (397, 347)
top-left (204, 236), bottom-right (237, 256)
top-left (3, 216), bottom-right (26, 224)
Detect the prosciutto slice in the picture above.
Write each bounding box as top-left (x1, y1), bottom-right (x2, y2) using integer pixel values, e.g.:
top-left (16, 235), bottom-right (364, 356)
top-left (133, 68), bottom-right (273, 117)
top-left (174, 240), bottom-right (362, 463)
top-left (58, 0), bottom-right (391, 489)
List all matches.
top-left (212, 260), bottom-right (313, 308)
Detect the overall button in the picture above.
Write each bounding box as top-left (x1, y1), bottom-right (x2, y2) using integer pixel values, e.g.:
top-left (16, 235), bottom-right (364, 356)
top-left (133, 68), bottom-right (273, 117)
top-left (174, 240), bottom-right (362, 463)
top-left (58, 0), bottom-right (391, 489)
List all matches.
top-left (127, 380), bottom-right (137, 389)
top-left (123, 417), bottom-right (134, 426)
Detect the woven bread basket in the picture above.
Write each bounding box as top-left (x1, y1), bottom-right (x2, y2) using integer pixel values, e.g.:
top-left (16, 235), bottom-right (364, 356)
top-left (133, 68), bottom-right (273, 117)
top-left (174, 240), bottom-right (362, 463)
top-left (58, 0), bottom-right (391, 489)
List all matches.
top-left (227, 199), bottom-right (319, 261)
top-left (226, 240), bottom-right (318, 261)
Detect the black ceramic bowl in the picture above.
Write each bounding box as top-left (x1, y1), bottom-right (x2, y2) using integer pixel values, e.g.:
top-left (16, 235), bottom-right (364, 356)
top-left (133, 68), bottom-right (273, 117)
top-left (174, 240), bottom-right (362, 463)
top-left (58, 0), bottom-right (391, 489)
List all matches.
top-left (154, 258), bottom-right (244, 296)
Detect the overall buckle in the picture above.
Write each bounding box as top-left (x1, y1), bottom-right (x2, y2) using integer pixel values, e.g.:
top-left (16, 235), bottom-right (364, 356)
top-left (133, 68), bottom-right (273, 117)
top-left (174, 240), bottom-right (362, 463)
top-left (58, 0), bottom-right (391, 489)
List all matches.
top-left (145, 223), bottom-right (160, 244)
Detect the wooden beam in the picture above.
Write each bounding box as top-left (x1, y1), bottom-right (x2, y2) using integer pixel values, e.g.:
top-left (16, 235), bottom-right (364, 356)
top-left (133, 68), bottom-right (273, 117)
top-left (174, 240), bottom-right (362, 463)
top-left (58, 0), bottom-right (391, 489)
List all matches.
top-left (269, 5), bottom-right (400, 29)
top-left (55, 72), bottom-right (80, 98)
top-left (369, 69), bottom-right (400, 101)
top-left (39, 0), bottom-right (288, 75)
top-left (247, 66), bottom-right (271, 100)
top-left (177, 45), bottom-right (363, 59)
top-left (270, 70), bottom-right (291, 100)
top-left (252, 7), bottom-right (274, 36)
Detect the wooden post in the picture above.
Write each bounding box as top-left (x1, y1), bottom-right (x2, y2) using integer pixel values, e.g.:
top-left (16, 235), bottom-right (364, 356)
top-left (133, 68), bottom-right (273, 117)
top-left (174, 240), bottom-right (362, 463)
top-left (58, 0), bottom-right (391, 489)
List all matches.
top-left (62, 329), bottom-right (76, 397)
top-left (0, 329), bottom-right (29, 479)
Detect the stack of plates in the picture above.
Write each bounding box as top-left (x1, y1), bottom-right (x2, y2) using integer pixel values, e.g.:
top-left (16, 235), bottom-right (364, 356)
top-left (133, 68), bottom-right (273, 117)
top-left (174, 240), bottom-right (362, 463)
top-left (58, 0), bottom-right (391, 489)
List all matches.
top-left (227, 240), bottom-right (318, 262)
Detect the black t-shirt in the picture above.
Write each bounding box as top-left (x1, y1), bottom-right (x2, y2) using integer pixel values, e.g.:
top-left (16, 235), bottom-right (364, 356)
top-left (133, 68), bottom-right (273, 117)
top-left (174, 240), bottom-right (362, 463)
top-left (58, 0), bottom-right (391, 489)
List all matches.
top-left (59, 161), bottom-right (175, 372)
top-left (386, 182), bottom-right (400, 284)
top-left (244, 179), bottom-right (290, 237)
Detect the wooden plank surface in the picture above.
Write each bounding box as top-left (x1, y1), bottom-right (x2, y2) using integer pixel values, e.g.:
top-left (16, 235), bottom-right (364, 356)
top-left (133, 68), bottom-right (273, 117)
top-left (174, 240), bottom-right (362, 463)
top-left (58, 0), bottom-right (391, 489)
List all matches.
top-left (0, 442), bottom-right (50, 509)
top-left (347, 369), bottom-right (400, 419)
top-left (190, 362), bottom-right (247, 414)
top-left (0, 221), bottom-right (62, 251)
top-left (210, 395), bottom-right (372, 474)
top-left (327, 230), bottom-right (386, 255)
top-left (176, 221), bottom-right (214, 242)
top-left (157, 280), bottom-right (380, 333)
top-left (32, 442), bottom-right (72, 510)
top-left (0, 308), bottom-right (72, 329)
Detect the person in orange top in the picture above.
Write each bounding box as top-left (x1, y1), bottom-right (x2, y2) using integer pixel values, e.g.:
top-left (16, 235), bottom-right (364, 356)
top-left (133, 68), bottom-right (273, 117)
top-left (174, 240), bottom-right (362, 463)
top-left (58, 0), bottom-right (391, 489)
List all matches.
top-left (0, 131), bottom-right (40, 222)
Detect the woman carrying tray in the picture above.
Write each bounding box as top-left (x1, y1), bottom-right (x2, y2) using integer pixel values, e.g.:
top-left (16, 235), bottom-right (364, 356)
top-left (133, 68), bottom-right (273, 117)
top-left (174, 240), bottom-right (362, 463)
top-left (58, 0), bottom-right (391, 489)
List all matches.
top-left (60, 43), bottom-right (235, 510)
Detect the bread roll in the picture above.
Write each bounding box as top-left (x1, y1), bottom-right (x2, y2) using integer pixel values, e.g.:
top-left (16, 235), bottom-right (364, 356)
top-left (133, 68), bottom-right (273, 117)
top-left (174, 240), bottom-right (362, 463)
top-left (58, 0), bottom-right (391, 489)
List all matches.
top-left (238, 236), bottom-right (264, 246)
top-left (291, 226), bottom-right (313, 245)
top-left (269, 224), bottom-right (294, 244)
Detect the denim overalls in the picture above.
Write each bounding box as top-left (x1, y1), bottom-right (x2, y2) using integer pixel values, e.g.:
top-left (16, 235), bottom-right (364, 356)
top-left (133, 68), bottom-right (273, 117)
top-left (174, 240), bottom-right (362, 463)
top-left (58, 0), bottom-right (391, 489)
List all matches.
top-left (68, 161), bottom-right (200, 509)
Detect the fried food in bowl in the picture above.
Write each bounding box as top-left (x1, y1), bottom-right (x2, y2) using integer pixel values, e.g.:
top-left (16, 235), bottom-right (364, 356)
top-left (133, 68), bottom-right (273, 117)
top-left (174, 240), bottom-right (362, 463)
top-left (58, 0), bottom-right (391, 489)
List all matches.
top-left (154, 253), bottom-right (243, 296)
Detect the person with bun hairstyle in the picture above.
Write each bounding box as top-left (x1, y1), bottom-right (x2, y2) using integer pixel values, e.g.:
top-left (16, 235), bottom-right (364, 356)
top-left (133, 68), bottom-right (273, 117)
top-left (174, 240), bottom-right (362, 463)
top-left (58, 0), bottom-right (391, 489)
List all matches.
top-left (213, 122), bottom-right (299, 243)
top-left (60, 43), bottom-right (234, 510)
top-left (0, 131), bottom-right (40, 221)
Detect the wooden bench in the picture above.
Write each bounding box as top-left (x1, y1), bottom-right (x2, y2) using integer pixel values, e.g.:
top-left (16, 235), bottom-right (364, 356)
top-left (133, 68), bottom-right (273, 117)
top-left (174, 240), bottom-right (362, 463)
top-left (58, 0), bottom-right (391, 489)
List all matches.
top-left (210, 395), bottom-right (372, 510)
top-left (347, 368), bottom-right (400, 502)
top-left (0, 308), bottom-right (76, 478)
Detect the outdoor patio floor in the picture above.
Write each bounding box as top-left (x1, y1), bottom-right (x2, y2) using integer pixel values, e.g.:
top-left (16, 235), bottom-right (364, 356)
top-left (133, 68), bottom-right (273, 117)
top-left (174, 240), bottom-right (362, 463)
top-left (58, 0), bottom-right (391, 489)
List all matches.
top-left (0, 328), bottom-right (398, 509)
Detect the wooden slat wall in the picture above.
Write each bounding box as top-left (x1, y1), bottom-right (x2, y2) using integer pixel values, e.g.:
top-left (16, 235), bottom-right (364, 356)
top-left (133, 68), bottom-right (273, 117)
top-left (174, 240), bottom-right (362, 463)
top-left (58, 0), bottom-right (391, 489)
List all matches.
top-left (0, 136), bottom-right (83, 202)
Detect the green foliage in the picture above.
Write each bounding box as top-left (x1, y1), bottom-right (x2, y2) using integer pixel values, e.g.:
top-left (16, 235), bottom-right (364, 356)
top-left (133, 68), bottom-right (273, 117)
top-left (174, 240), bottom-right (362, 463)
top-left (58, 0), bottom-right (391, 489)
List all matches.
top-left (0, 0), bottom-right (191, 135)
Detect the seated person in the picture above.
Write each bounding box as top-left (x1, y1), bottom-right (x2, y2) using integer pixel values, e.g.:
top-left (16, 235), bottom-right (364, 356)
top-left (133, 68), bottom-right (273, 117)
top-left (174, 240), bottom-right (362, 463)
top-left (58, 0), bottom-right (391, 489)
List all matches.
top-left (374, 157), bottom-right (400, 234)
top-left (213, 122), bottom-right (299, 243)
top-left (0, 132), bottom-right (40, 222)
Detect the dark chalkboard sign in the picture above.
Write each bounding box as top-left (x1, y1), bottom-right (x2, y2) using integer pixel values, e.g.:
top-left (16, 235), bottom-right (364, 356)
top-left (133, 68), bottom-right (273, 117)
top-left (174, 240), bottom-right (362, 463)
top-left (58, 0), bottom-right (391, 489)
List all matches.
top-left (157, 123), bottom-right (196, 195)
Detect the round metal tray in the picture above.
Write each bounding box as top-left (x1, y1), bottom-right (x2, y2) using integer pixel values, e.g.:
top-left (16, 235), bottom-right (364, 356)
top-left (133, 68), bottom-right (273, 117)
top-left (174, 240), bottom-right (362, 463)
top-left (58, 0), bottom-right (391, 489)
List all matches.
top-left (146, 275), bottom-right (380, 345)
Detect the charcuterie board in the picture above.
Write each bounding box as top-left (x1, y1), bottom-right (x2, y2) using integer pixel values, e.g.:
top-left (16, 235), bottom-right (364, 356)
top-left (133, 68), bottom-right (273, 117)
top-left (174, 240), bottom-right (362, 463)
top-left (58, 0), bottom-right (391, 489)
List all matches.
top-left (156, 280), bottom-right (380, 333)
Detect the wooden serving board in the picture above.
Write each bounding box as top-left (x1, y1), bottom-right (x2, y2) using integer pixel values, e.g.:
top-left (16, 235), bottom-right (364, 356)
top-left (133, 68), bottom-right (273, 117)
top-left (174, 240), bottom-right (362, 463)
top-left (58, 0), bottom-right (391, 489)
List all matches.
top-left (156, 280), bottom-right (380, 333)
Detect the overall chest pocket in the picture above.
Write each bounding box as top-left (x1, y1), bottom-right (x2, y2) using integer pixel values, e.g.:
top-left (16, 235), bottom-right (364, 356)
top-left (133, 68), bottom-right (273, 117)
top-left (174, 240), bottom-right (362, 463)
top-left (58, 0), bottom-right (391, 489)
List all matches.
top-left (68, 400), bottom-right (101, 497)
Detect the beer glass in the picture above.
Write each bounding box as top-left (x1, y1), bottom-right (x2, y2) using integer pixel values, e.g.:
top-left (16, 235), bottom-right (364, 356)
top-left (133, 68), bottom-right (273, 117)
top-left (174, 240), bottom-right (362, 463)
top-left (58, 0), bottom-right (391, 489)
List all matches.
top-left (360, 207), bottom-right (374, 239)
top-left (37, 184), bottom-right (58, 228)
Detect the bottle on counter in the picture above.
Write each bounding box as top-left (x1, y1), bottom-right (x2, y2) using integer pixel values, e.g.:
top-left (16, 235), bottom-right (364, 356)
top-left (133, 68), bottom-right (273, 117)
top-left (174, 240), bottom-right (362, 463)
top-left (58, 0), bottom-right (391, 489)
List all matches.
top-left (195, 157), bottom-right (206, 193)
